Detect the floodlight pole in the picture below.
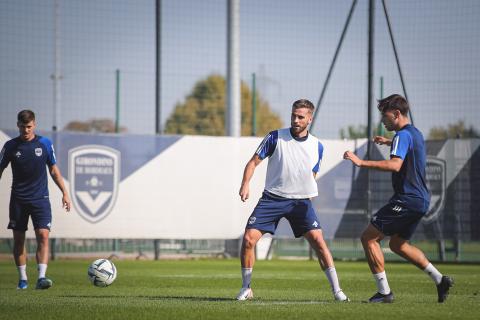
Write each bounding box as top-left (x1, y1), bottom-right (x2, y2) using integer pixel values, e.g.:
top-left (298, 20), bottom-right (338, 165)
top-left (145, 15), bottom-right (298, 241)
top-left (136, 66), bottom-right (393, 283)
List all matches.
top-left (226, 0), bottom-right (241, 137)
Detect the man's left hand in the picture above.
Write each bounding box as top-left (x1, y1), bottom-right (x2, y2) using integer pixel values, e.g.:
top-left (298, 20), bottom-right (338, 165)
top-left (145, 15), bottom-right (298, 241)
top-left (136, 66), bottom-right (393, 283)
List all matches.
top-left (62, 194), bottom-right (71, 212)
top-left (343, 151), bottom-right (362, 167)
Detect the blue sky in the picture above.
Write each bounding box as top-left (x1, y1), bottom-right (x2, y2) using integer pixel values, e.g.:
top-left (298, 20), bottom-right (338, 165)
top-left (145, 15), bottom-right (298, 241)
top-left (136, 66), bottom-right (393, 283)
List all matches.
top-left (1, 0), bottom-right (479, 138)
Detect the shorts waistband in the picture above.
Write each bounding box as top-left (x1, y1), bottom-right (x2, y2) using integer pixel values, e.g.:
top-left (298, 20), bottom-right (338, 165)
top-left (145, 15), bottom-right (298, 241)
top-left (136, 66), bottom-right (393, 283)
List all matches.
top-left (263, 191), bottom-right (309, 201)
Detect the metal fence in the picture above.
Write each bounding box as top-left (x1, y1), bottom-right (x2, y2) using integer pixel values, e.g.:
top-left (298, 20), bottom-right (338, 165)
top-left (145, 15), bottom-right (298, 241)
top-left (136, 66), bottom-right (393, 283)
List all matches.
top-left (2, 237), bottom-right (479, 262)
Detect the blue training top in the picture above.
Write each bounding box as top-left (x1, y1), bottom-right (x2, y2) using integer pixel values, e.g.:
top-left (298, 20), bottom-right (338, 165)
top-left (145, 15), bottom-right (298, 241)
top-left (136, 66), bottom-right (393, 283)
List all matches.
top-left (389, 124), bottom-right (430, 213)
top-left (0, 135), bottom-right (56, 201)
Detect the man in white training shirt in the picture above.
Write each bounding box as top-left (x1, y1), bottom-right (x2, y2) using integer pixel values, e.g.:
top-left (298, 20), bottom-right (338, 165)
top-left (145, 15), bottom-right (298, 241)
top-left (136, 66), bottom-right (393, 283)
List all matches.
top-left (236, 99), bottom-right (349, 302)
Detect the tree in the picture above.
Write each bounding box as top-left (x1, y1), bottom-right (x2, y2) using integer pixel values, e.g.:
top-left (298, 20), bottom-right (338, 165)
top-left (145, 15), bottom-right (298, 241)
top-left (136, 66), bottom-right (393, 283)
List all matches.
top-left (339, 124), bottom-right (394, 140)
top-left (428, 120), bottom-right (479, 140)
top-left (64, 119), bottom-right (127, 133)
top-left (164, 74), bottom-right (282, 136)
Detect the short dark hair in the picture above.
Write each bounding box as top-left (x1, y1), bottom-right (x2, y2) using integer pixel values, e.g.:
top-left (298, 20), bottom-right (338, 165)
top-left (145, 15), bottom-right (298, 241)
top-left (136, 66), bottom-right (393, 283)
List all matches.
top-left (292, 99), bottom-right (315, 113)
top-left (17, 110), bottom-right (35, 124)
top-left (377, 94), bottom-right (409, 116)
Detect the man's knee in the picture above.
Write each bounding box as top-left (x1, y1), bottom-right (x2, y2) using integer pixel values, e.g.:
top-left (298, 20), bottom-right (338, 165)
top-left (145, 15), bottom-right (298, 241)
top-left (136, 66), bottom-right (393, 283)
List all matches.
top-left (35, 229), bottom-right (50, 244)
top-left (13, 230), bottom-right (26, 244)
top-left (242, 230), bottom-right (260, 250)
top-left (361, 225), bottom-right (383, 247)
top-left (361, 231), bottom-right (375, 247)
top-left (305, 230), bottom-right (327, 251)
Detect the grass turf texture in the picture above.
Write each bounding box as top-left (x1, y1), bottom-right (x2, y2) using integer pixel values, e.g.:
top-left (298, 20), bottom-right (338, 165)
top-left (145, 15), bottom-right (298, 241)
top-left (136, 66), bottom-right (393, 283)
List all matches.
top-left (0, 259), bottom-right (479, 319)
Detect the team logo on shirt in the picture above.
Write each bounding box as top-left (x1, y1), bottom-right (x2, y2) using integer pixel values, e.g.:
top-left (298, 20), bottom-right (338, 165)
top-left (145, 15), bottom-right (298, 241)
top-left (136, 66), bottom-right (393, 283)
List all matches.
top-left (15, 151), bottom-right (21, 158)
top-left (35, 148), bottom-right (42, 157)
top-left (424, 157), bottom-right (446, 223)
top-left (69, 145), bottom-right (120, 223)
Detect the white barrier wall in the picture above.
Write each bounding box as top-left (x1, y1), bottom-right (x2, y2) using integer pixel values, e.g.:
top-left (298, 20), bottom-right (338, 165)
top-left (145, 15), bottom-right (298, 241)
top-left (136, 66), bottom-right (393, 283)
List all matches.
top-left (0, 131), bottom-right (358, 239)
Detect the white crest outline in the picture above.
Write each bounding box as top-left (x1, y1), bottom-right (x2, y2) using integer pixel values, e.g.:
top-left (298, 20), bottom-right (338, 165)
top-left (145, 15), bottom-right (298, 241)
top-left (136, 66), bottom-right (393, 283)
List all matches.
top-left (423, 157), bottom-right (446, 223)
top-left (68, 145), bottom-right (120, 223)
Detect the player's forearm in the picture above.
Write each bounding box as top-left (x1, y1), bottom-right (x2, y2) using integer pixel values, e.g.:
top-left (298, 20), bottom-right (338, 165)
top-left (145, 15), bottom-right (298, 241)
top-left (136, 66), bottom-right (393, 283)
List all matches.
top-left (241, 161), bottom-right (256, 186)
top-left (50, 169), bottom-right (68, 196)
top-left (53, 176), bottom-right (68, 195)
top-left (359, 159), bottom-right (400, 172)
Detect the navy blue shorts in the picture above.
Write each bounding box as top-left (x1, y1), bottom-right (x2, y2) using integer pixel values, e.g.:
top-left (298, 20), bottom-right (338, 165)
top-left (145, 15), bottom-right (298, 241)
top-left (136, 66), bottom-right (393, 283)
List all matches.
top-left (8, 196), bottom-right (52, 231)
top-left (371, 203), bottom-right (424, 240)
top-left (246, 192), bottom-right (321, 238)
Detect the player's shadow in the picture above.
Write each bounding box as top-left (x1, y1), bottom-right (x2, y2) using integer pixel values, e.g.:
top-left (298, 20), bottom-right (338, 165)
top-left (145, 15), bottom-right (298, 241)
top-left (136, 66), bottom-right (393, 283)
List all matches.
top-left (144, 295), bottom-right (234, 302)
top-left (60, 295), bottom-right (232, 302)
top-left (142, 296), bottom-right (336, 304)
top-left (60, 295), bottom-right (332, 303)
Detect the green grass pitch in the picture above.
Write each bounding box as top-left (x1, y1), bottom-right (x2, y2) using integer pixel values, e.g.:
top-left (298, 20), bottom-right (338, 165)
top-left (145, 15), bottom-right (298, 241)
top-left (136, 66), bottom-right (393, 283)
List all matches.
top-left (0, 259), bottom-right (479, 319)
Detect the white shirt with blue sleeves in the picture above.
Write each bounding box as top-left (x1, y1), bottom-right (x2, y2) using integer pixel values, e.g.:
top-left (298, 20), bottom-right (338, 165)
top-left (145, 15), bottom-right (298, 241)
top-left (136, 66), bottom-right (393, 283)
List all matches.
top-left (256, 128), bottom-right (323, 199)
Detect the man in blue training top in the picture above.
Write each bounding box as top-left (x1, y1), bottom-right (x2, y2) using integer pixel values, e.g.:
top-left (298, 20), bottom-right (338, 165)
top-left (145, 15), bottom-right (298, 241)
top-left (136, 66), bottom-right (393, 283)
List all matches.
top-left (0, 110), bottom-right (71, 290)
top-left (236, 99), bottom-right (349, 302)
top-left (343, 94), bottom-right (453, 303)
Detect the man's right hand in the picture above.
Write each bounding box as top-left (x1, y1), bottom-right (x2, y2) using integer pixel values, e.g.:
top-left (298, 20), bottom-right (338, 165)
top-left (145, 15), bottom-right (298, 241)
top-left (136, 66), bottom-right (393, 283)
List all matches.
top-left (373, 136), bottom-right (392, 146)
top-left (239, 184), bottom-right (249, 202)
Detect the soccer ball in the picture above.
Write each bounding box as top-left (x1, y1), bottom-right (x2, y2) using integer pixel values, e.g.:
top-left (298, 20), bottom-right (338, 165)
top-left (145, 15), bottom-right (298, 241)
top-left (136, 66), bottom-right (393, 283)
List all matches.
top-left (88, 259), bottom-right (117, 287)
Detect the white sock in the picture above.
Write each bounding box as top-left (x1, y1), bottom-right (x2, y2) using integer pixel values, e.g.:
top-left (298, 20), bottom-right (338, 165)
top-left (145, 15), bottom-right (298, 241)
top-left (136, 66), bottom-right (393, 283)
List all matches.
top-left (423, 263), bottom-right (442, 285)
top-left (38, 263), bottom-right (47, 279)
top-left (241, 267), bottom-right (253, 288)
top-left (324, 267), bottom-right (341, 294)
top-left (17, 265), bottom-right (27, 281)
top-left (373, 271), bottom-right (391, 295)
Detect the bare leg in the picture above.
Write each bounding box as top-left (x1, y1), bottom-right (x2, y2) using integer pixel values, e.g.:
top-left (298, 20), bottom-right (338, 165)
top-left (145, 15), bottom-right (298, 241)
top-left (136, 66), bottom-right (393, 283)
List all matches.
top-left (361, 224), bottom-right (393, 298)
top-left (389, 235), bottom-right (429, 269)
top-left (304, 229), bottom-right (348, 300)
top-left (237, 229), bottom-right (263, 298)
top-left (361, 224), bottom-right (386, 274)
top-left (390, 236), bottom-right (456, 303)
top-left (35, 228), bottom-right (50, 265)
top-left (13, 230), bottom-right (27, 266)
top-left (304, 229), bottom-right (333, 270)
top-left (240, 228), bottom-right (263, 268)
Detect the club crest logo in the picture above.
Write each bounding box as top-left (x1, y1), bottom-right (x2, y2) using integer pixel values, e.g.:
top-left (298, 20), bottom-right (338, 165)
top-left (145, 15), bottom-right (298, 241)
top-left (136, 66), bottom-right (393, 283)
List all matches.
top-left (423, 157), bottom-right (446, 223)
top-left (69, 145), bottom-right (120, 223)
top-left (35, 148), bottom-right (42, 157)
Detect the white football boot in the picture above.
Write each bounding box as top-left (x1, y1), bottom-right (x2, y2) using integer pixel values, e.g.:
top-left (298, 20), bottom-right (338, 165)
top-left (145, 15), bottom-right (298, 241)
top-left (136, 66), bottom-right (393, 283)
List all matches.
top-left (236, 287), bottom-right (254, 301)
top-left (334, 290), bottom-right (350, 302)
